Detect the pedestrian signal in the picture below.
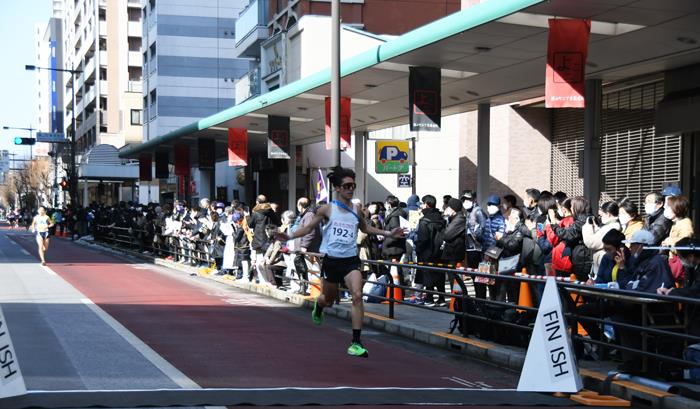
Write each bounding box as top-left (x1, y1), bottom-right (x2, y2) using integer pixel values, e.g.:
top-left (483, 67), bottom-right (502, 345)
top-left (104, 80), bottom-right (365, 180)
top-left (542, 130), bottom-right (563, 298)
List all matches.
top-left (14, 137), bottom-right (36, 145)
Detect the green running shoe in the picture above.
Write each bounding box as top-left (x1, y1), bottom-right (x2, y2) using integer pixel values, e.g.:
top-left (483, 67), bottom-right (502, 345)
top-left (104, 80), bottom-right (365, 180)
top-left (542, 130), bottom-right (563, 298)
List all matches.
top-left (311, 301), bottom-right (324, 325)
top-left (347, 342), bottom-right (369, 358)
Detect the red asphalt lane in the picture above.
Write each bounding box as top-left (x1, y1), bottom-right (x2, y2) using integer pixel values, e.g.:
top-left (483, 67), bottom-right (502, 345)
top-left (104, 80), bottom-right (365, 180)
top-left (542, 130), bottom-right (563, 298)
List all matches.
top-left (9, 234), bottom-right (516, 390)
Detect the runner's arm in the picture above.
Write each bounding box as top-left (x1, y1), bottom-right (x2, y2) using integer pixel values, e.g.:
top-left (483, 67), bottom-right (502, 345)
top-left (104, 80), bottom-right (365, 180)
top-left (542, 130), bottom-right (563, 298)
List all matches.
top-left (278, 205), bottom-right (328, 240)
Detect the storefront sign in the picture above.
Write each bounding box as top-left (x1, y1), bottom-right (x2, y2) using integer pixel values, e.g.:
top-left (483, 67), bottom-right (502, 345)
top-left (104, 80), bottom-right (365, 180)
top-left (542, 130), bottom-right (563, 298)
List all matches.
top-left (376, 140), bottom-right (410, 174)
top-left (545, 19), bottom-right (591, 108)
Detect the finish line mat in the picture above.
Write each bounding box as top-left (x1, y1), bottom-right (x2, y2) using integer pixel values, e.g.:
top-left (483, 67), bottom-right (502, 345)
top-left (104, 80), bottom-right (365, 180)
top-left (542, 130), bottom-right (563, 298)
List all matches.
top-left (0, 387), bottom-right (581, 408)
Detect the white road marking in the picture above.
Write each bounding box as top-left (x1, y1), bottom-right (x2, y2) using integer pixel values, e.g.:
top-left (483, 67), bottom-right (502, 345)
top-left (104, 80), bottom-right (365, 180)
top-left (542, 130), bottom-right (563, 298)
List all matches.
top-left (19, 248), bottom-right (30, 256)
top-left (42, 265), bottom-right (57, 275)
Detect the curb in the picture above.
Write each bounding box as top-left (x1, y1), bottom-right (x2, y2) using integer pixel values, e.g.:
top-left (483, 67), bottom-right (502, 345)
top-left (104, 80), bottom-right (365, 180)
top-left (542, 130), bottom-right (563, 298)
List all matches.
top-left (77, 239), bottom-right (698, 409)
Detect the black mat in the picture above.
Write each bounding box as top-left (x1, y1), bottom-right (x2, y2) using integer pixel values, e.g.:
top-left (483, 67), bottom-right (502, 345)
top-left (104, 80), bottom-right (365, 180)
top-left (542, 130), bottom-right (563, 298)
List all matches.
top-left (0, 387), bottom-right (581, 408)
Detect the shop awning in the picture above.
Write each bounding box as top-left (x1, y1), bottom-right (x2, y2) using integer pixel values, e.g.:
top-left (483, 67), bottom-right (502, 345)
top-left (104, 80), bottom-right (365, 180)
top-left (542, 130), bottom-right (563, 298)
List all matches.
top-left (120, 0), bottom-right (700, 163)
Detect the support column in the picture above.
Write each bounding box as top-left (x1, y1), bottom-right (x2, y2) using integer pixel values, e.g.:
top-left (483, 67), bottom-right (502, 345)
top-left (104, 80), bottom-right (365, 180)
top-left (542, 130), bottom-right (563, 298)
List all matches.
top-left (199, 170), bottom-right (213, 201)
top-left (288, 144), bottom-right (297, 211)
top-left (354, 132), bottom-right (367, 203)
top-left (476, 103), bottom-right (491, 208)
top-left (583, 79), bottom-right (602, 213)
top-left (82, 180), bottom-right (88, 206)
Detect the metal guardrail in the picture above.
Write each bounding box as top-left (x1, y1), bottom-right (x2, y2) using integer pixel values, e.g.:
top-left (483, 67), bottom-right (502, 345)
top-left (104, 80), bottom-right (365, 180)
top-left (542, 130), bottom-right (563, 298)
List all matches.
top-left (91, 232), bottom-right (700, 378)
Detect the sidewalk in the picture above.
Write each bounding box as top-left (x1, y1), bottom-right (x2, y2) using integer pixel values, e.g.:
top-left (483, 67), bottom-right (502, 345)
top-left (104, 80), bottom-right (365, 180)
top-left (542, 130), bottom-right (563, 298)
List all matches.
top-left (76, 236), bottom-right (698, 409)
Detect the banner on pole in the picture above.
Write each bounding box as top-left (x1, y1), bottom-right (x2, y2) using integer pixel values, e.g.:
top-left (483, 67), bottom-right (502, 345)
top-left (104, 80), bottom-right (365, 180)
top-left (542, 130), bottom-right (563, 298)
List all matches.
top-left (409, 66), bottom-right (441, 132)
top-left (228, 128), bottom-right (248, 166)
top-left (315, 168), bottom-right (329, 203)
top-left (325, 97), bottom-right (352, 150)
top-left (267, 116), bottom-right (291, 159)
top-left (545, 19), bottom-right (591, 108)
top-left (198, 139), bottom-right (215, 170)
top-left (174, 144), bottom-right (190, 176)
top-left (155, 151), bottom-right (169, 179)
top-left (138, 154), bottom-right (152, 181)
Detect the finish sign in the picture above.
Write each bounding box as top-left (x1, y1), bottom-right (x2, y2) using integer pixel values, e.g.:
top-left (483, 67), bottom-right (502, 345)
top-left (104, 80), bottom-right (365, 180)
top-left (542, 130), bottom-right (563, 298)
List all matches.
top-left (517, 277), bottom-right (582, 393)
top-left (0, 306), bottom-right (26, 399)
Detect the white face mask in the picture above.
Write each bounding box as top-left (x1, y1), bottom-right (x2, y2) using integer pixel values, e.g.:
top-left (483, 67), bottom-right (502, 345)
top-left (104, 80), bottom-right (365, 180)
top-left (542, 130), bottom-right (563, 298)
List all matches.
top-left (463, 200), bottom-right (473, 210)
top-left (505, 222), bottom-right (515, 233)
top-left (619, 212), bottom-right (631, 225)
top-left (487, 205), bottom-right (499, 215)
top-left (644, 203), bottom-right (657, 215)
top-left (216, 209), bottom-right (223, 215)
top-left (663, 207), bottom-right (675, 220)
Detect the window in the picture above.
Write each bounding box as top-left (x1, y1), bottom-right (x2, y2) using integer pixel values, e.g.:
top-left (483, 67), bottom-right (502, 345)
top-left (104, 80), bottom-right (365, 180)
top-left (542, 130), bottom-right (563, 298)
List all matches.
top-left (130, 109), bottom-right (142, 125)
top-left (128, 36), bottom-right (141, 51)
top-left (128, 8), bottom-right (140, 22)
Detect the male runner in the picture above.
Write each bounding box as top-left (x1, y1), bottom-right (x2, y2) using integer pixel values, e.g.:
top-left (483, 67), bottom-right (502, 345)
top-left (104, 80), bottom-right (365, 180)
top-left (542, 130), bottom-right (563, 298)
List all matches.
top-left (31, 206), bottom-right (54, 265)
top-left (277, 167), bottom-right (405, 357)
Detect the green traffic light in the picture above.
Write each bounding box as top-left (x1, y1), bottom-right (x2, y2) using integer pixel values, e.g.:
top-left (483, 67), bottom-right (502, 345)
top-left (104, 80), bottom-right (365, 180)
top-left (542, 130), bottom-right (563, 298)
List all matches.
top-left (14, 137), bottom-right (22, 145)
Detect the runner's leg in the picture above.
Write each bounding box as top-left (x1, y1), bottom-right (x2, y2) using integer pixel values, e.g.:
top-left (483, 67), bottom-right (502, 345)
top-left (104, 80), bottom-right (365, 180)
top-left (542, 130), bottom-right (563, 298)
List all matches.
top-left (36, 235), bottom-right (45, 264)
top-left (318, 279), bottom-right (338, 309)
top-left (344, 269), bottom-right (364, 334)
top-left (44, 237), bottom-right (50, 252)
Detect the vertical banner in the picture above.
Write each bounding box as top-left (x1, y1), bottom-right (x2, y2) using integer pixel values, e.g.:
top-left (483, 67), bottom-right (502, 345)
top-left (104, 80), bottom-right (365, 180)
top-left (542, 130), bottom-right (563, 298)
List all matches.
top-left (267, 115), bottom-right (291, 159)
top-left (228, 128), bottom-right (248, 166)
top-left (198, 139), bottom-right (215, 170)
top-left (155, 151), bottom-right (169, 179)
top-left (174, 144), bottom-right (190, 176)
top-left (409, 66), bottom-right (441, 132)
top-left (315, 168), bottom-right (329, 203)
top-left (138, 154), bottom-right (152, 181)
top-left (178, 176), bottom-right (186, 198)
top-left (324, 97), bottom-right (352, 150)
top-left (545, 19), bottom-right (591, 108)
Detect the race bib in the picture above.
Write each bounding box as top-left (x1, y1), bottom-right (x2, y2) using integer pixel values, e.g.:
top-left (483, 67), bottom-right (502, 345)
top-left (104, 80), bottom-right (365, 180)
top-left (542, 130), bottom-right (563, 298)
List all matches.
top-left (330, 221), bottom-right (356, 245)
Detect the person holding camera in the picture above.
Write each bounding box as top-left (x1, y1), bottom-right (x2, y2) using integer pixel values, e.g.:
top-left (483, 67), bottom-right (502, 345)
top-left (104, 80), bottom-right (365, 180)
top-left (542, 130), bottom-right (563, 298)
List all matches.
top-left (583, 201), bottom-right (622, 279)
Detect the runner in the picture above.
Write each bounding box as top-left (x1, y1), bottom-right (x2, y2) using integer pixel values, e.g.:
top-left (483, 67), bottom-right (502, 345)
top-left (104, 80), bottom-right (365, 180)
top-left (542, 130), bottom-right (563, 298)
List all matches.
top-left (30, 206), bottom-right (54, 266)
top-left (277, 167), bottom-right (405, 357)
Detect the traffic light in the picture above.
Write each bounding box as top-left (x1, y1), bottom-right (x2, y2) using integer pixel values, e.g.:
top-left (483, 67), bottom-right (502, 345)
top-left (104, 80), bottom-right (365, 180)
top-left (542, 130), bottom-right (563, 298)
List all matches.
top-left (14, 137), bottom-right (36, 145)
top-left (59, 178), bottom-right (68, 191)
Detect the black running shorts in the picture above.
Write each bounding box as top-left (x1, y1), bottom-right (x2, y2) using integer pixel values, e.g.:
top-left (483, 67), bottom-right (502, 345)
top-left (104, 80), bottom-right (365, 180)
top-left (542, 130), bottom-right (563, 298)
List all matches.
top-left (321, 255), bottom-right (361, 284)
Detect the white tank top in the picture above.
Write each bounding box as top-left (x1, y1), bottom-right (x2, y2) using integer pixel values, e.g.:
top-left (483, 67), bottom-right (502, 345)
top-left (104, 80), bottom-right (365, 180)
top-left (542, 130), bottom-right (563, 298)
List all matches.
top-left (319, 202), bottom-right (359, 258)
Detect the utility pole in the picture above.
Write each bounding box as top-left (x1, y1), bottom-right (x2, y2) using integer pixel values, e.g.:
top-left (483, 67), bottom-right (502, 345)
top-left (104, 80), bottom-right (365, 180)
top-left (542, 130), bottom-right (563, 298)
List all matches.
top-left (330, 0), bottom-right (341, 168)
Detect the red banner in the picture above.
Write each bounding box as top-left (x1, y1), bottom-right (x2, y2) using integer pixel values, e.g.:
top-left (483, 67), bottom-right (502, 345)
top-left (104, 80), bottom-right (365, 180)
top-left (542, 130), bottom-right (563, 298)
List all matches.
top-left (325, 97), bottom-right (351, 150)
top-left (545, 19), bottom-right (591, 108)
top-left (138, 154), bottom-right (152, 181)
top-left (174, 144), bottom-right (190, 176)
top-left (228, 128), bottom-right (248, 166)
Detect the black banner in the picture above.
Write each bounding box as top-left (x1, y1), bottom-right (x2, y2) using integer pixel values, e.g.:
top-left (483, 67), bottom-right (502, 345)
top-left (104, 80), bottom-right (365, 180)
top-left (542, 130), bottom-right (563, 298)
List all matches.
top-left (409, 66), bottom-right (441, 132)
top-left (267, 115), bottom-right (291, 159)
top-left (139, 154), bottom-right (152, 181)
top-left (198, 139), bottom-right (215, 169)
top-left (155, 151), bottom-right (169, 179)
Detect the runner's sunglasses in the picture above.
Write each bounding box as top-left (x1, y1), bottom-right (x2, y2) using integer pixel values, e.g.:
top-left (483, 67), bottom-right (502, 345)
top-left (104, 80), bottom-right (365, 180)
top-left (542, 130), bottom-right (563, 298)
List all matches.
top-left (340, 182), bottom-right (357, 190)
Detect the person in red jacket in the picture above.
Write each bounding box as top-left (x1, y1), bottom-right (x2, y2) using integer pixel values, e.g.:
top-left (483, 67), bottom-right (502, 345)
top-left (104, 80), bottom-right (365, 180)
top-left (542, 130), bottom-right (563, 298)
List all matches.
top-left (546, 198), bottom-right (575, 277)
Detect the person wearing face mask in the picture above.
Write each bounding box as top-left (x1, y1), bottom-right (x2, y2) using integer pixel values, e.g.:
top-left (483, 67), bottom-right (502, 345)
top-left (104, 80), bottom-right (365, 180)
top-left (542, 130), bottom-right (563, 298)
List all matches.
top-left (381, 195), bottom-right (407, 265)
top-left (495, 207), bottom-right (533, 302)
top-left (657, 238), bottom-right (700, 336)
top-left (613, 229), bottom-right (674, 371)
top-left (617, 198), bottom-right (644, 242)
top-left (547, 196), bottom-right (592, 281)
top-left (642, 191), bottom-right (672, 246)
top-left (482, 195), bottom-right (506, 252)
top-left (437, 198), bottom-right (467, 307)
top-left (661, 195), bottom-right (694, 247)
top-left (461, 191), bottom-right (485, 269)
top-left (583, 201), bottom-right (622, 278)
top-left (502, 194), bottom-right (517, 214)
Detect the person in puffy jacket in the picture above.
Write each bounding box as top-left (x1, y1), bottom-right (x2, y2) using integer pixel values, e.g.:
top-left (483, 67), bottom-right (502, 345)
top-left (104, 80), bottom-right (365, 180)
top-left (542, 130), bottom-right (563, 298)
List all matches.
top-left (482, 195), bottom-right (505, 251)
top-left (642, 191), bottom-right (672, 246)
top-left (582, 201), bottom-right (622, 279)
top-left (547, 196), bottom-right (592, 281)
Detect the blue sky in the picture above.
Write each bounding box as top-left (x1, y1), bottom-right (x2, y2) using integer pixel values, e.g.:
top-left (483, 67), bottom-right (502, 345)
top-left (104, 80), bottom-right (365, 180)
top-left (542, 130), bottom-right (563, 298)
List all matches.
top-left (0, 1), bottom-right (52, 158)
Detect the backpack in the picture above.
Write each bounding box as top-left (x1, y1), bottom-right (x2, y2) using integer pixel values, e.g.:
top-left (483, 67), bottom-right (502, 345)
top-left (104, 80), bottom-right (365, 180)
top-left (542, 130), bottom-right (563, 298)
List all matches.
top-left (449, 295), bottom-right (477, 336)
top-left (572, 244), bottom-right (593, 282)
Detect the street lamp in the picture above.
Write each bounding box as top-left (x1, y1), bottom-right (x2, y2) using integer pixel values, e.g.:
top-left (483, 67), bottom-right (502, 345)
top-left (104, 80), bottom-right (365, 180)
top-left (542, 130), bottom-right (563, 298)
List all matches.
top-left (25, 64), bottom-right (82, 208)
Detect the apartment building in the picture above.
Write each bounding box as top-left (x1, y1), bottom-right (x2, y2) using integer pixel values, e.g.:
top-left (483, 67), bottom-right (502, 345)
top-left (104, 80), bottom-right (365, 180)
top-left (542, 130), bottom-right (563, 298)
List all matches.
top-left (61, 0), bottom-right (143, 155)
top-left (141, 0), bottom-right (249, 141)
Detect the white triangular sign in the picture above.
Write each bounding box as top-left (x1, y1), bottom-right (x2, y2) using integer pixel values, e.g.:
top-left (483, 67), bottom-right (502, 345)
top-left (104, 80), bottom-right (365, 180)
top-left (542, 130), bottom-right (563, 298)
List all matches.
top-left (0, 306), bottom-right (26, 399)
top-left (517, 277), bottom-right (582, 392)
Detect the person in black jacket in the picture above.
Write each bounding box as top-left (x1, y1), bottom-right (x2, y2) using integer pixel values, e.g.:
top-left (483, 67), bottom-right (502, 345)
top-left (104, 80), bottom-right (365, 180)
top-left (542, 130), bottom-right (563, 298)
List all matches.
top-left (642, 191), bottom-right (672, 245)
top-left (382, 195), bottom-right (407, 261)
top-left (658, 238), bottom-right (700, 336)
top-left (415, 195), bottom-right (445, 305)
top-left (495, 207), bottom-right (531, 303)
top-left (248, 195), bottom-right (280, 285)
top-left (434, 198), bottom-right (466, 307)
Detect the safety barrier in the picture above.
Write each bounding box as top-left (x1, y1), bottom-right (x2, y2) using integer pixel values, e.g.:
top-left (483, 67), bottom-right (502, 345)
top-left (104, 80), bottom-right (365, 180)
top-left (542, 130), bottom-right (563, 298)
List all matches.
top-left (89, 234), bottom-right (700, 381)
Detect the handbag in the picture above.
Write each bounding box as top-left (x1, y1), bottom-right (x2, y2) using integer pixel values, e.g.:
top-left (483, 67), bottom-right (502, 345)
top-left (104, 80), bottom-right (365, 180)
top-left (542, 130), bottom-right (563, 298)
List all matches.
top-left (497, 254), bottom-right (520, 275)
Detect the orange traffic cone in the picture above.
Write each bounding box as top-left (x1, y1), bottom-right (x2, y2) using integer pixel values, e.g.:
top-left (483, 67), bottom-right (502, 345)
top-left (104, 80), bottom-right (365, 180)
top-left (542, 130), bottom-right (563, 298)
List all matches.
top-left (383, 260), bottom-right (403, 302)
top-left (517, 268), bottom-right (534, 312)
top-left (567, 274), bottom-right (588, 336)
